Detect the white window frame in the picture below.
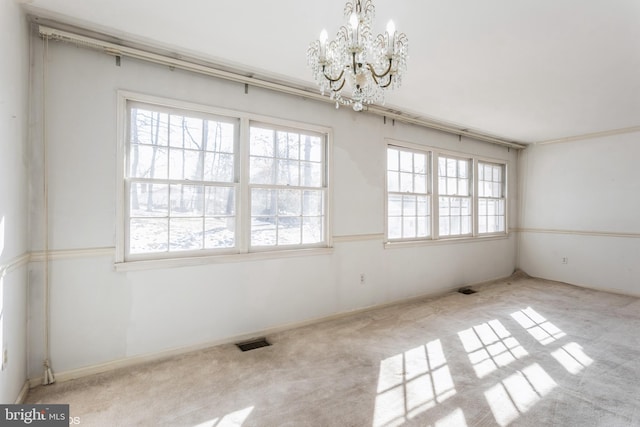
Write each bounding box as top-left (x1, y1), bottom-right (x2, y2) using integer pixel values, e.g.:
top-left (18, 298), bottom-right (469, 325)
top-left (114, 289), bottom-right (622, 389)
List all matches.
top-left (384, 140), bottom-right (508, 246)
top-left (385, 143), bottom-right (433, 242)
top-left (476, 160), bottom-right (507, 235)
top-left (435, 153), bottom-right (473, 238)
top-left (116, 91), bottom-right (332, 270)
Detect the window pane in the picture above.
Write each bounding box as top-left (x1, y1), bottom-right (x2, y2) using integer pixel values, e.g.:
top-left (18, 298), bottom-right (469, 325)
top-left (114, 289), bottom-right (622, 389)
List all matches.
top-left (300, 162), bottom-right (322, 187)
top-left (447, 158), bottom-right (456, 176)
top-left (388, 217), bottom-right (402, 239)
top-left (303, 191), bottom-right (323, 216)
top-left (415, 174), bottom-right (427, 194)
top-left (403, 196), bottom-right (417, 216)
top-left (403, 217), bottom-right (416, 238)
top-left (440, 217), bottom-right (450, 236)
top-left (251, 188), bottom-right (276, 216)
top-left (438, 157), bottom-right (447, 176)
top-left (169, 148), bottom-right (203, 181)
top-left (458, 160), bottom-right (468, 178)
top-left (301, 136), bottom-right (323, 162)
top-left (400, 151), bottom-right (413, 172)
top-left (249, 127), bottom-right (275, 157)
top-left (130, 183), bottom-right (168, 217)
top-left (414, 153), bottom-right (427, 174)
top-left (479, 216), bottom-right (487, 234)
top-left (203, 152), bottom-right (234, 182)
top-left (169, 218), bottom-right (203, 251)
top-left (169, 115), bottom-right (202, 150)
top-left (461, 216), bottom-right (471, 234)
top-left (388, 172), bottom-right (400, 192)
top-left (400, 172), bottom-right (413, 192)
top-left (130, 145), bottom-right (168, 179)
top-left (388, 194), bottom-right (402, 216)
top-left (439, 177), bottom-right (447, 194)
top-left (387, 148), bottom-right (399, 171)
top-left (129, 218), bottom-right (168, 254)
top-left (131, 109), bottom-right (169, 147)
top-left (459, 178), bottom-right (469, 196)
top-left (302, 217), bottom-right (323, 244)
top-left (451, 216), bottom-right (460, 235)
top-left (251, 217), bottom-right (276, 246)
top-left (479, 198), bottom-right (487, 216)
top-left (277, 160), bottom-right (300, 186)
top-left (250, 157), bottom-right (275, 184)
top-left (170, 184), bottom-right (204, 217)
top-left (205, 186), bottom-right (235, 216)
top-left (206, 121), bottom-right (235, 153)
top-left (277, 131), bottom-right (300, 159)
top-left (447, 178), bottom-right (457, 195)
top-left (278, 217), bottom-right (302, 245)
top-left (278, 189), bottom-right (301, 216)
top-left (417, 196), bottom-right (429, 216)
top-left (204, 217), bottom-right (235, 248)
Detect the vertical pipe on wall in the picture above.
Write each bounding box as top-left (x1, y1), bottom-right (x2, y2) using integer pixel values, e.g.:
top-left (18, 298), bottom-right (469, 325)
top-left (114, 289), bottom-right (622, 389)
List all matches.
top-left (41, 35), bottom-right (55, 386)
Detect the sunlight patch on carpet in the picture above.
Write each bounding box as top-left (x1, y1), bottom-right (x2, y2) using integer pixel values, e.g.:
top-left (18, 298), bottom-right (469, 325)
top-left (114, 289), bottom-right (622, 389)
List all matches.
top-left (192, 406), bottom-right (254, 427)
top-left (511, 307), bottom-right (566, 345)
top-left (458, 319), bottom-right (528, 378)
top-left (551, 342), bottom-right (594, 374)
top-left (484, 363), bottom-right (557, 426)
top-left (373, 339), bottom-right (456, 427)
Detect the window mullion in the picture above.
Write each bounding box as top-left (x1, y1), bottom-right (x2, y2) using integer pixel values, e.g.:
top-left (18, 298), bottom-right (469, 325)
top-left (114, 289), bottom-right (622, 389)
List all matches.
top-left (473, 159), bottom-right (478, 237)
top-left (433, 153), bottom-right (440, 240)
top-left (238, 117), bottom-right (250, 254)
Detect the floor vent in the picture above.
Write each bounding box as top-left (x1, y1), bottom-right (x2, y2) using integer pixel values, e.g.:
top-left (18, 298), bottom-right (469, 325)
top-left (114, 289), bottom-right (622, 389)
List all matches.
top-left (458, 287), bottom-right (477, 295)
top-left (236, 337), bottom-right (271, 352)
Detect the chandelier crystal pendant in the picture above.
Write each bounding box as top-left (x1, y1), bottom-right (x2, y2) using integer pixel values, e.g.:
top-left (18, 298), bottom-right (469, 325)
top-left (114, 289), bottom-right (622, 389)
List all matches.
top-left (307, 0), bottom-right (408, 111)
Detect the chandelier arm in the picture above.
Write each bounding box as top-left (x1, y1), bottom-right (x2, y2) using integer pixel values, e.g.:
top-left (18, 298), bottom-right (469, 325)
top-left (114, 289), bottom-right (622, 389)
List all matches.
top-left (379, 77), bottom-right (393, 88)
top-left (368, 58), bottom-right (393, 79)
top-left (331, 79), bottom-right (347, 93)
top-left (322, 67), bottom-right (345, 83)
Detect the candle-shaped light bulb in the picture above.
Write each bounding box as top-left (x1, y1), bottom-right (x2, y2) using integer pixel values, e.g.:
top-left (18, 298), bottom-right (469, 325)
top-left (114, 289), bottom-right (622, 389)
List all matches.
top-left (319, 29), bottom-right (328, 61)
top-left (349, 13), bottom-right (359, 30)
top-left (386, 20), bottom-right (396, 56)
top-left (349, 12), bottom-right (359, 45)
top-left (386, 20), bottom-right (396, 36)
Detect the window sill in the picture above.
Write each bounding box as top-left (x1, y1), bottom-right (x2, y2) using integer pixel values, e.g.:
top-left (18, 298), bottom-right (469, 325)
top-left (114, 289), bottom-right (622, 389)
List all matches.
top-left (384, 233), bottom-right (509, 249)
top-left (114, 247), bottom-right (334, 272)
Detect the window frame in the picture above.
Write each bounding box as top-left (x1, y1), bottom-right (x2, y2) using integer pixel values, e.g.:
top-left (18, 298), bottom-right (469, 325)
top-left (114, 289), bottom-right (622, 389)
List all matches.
top-left (476, 160), bottom-right (507, 236)
top-left (384, 140), bottom-right (508, 246)
top-left (385, 144), bottom-right (433, 242)
top-left (116, 91), bottom-right (332, 269)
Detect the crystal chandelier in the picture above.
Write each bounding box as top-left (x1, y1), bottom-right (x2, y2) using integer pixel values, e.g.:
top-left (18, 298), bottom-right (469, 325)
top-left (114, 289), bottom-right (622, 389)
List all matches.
top-left (307, 0), bottom-right (408, 111)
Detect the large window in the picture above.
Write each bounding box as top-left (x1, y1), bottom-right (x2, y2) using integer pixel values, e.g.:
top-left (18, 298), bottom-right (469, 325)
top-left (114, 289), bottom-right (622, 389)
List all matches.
top-left (438, 155), bottom-right (472, 237)
top-left (478, 161), bottom-right (506, 234)
top-left (386, 143), bottom-right (507, 243)
top-left (249, 124), bottom-right (326, 248)
top-left (386, 147), bottom-right (431, 240)
top-left (127, 104), bottom-right (239, 255)
top-left (119, 95), bottom-right (330, 263)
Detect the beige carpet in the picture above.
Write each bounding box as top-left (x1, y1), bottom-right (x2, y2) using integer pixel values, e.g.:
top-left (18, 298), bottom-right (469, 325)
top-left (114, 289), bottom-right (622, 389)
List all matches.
top-left (26, 273), bottom-right (640, 426)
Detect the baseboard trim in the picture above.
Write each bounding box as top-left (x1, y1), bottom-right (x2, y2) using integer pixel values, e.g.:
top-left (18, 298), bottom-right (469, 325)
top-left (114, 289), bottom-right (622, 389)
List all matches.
top-left (526, 273), bottom-right (640, 299)
top-left (15, 381), bottom-right (30, 404)
top-left (27, 272), bottom-right (515, 387)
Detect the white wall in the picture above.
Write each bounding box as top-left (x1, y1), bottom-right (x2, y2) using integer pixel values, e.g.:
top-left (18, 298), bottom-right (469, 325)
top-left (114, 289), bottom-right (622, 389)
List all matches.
top-left (27, 39), bottom-right (518, 377)
top-left (0, 1), bottom-right (29, 403)
top-left (518, 132), bottom-right (640, 296)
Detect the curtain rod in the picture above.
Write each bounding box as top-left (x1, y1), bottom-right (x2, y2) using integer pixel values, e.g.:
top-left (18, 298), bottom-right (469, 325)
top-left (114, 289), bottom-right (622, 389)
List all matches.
top-left (37, 23), bottom-right (526, 150)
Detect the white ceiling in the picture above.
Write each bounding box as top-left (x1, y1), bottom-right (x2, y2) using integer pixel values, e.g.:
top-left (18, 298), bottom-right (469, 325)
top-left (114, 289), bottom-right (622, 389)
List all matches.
top-left (23, 0), bottom-right (640, 144)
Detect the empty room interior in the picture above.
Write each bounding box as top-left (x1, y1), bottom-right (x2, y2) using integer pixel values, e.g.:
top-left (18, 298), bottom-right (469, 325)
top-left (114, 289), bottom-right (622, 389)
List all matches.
top-left (2, 0), bottom-right (639, 425)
